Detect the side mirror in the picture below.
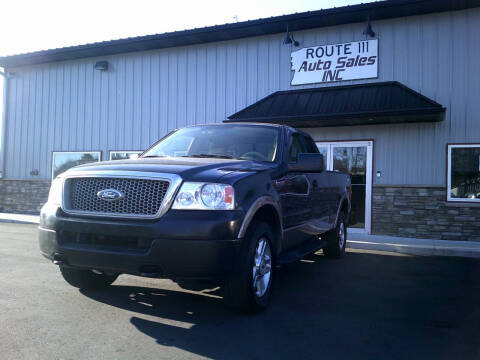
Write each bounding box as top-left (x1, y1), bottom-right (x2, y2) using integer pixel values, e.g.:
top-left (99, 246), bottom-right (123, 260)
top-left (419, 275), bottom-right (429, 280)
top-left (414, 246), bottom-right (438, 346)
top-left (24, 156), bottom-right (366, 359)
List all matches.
top-left (288, 153), bottom-right (324, 172)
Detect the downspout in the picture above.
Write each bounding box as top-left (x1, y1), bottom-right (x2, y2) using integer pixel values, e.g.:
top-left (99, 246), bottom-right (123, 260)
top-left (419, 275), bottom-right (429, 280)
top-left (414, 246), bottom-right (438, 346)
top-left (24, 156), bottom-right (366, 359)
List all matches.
top-left (0, 68), bottom-right (8, 179)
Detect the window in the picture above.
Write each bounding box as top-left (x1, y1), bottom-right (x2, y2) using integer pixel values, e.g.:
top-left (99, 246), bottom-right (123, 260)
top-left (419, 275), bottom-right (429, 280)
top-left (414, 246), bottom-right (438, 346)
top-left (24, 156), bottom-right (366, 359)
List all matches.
top-left (288, 134), bottom-right (318, 162)
top-left (289, 134), bottom-right (307, 162)
top-left (303, 135), bottom-right (320, 154)
top-left (52, 152), bottom-right (101, 179)
top-left (109, 151), bottom-right (142, 161)
top-left (447, 144), bottom-right (480, 202)
top-left (143, 125), bottom-right (280, 162)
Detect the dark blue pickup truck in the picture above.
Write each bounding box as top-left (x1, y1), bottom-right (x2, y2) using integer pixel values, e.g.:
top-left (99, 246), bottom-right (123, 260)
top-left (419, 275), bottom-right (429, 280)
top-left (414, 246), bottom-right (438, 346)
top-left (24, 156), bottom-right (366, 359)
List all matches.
top-left (39, 123), bottom-right (351, 313)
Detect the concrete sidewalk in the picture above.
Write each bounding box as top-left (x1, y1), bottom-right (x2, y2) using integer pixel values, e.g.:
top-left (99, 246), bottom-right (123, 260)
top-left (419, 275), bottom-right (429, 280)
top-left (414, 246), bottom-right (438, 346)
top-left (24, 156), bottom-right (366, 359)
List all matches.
top-left (0, 213), bottom-right (40, 224)
top-left (0, 212), bottom-right (479, 258)
top-left (348, 232), bottom-right (480, 258)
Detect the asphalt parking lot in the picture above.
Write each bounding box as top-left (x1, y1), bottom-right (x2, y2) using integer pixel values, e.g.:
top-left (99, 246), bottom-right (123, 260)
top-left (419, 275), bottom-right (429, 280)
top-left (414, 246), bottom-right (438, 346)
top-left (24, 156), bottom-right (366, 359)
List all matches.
top-left (1, 223), bottom-right (479, 360)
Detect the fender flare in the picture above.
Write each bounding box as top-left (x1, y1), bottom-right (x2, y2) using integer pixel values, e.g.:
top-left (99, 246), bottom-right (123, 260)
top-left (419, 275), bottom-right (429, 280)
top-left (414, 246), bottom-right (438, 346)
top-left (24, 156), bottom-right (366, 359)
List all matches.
top-left (237, 196), bottom-right (283, 240)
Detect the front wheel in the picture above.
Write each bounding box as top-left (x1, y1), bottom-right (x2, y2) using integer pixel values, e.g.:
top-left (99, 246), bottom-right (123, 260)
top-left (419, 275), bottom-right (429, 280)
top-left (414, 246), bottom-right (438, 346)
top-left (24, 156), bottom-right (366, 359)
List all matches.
top-left (224, 221), bottom-right (275, 313)
top-left (60, 267), bottom-right (118, 290)
top-left (324, 212), bottom-right (347, 259)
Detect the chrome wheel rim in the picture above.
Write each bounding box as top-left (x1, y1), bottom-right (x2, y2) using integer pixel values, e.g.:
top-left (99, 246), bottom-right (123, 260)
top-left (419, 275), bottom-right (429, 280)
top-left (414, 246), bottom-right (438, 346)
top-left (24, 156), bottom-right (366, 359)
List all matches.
top-left (252, 237), bottom-right (272, 298)
top-left (338, 222), bottom-right (346, 249)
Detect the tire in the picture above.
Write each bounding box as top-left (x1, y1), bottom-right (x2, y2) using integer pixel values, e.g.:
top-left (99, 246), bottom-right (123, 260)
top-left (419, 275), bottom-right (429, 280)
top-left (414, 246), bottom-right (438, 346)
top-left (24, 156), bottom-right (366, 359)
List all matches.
top-left (324, 212), bottom-right (347, 259)
top-left (224, 221), bottom-right (275, 313)
top-left (60, 267), bottom-right (118, 290)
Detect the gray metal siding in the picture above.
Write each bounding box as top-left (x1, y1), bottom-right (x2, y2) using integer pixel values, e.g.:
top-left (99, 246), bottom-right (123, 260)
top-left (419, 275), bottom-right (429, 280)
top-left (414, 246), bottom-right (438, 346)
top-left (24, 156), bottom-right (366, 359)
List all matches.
top-left (3, 8), bottom-right (480, 185)
top-left (306, 8), bottom-right (480, 186)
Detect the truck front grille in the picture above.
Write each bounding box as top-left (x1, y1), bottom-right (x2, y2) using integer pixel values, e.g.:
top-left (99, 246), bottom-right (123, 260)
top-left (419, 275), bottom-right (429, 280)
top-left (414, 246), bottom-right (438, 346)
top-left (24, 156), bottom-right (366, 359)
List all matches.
top-left (64, 177), bottom-right (170, 217)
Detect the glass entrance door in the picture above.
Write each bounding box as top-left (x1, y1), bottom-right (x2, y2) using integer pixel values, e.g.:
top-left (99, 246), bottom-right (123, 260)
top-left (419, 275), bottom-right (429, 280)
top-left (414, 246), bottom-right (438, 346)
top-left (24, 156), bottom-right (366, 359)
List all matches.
top-left (316, 141), bottom-right (373, 234)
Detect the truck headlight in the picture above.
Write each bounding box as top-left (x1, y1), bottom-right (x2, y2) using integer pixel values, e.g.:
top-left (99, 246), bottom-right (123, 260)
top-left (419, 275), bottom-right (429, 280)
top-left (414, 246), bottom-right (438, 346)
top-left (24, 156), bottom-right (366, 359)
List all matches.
top-left (48, 177), bottom-right (64, 206)
top-left (172, 182), bottom-right (234, 210)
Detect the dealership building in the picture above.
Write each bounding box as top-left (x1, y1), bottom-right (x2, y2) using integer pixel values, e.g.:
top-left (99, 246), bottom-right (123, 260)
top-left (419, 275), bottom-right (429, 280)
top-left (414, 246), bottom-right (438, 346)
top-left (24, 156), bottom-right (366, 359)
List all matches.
top-left (0, 0), bottom-right (479, 240)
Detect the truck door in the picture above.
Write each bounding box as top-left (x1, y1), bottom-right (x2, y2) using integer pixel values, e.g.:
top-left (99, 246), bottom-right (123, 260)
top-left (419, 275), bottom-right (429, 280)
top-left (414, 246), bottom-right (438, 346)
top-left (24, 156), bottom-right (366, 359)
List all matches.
top-left (301, 135), bottom-right (335, 232)
top-left (274, 133), bottom-right (313, 250)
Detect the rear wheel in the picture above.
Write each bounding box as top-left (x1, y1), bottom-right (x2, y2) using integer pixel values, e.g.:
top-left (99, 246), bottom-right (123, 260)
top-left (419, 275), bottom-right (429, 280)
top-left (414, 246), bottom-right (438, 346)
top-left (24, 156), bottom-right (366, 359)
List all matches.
top-left (324, 212), bottom-right (347, 259)
top-left (60, 267), bottom-right (118, 290)
top-left (224, 221), bottom-right (275, 313)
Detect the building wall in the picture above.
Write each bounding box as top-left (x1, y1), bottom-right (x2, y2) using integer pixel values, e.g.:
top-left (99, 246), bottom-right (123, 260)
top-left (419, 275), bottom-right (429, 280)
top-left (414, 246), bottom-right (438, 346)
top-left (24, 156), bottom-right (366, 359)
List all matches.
top-left (1, 8), bottom-right (480, 240)
top-left (0, 180), bottom-right (50, 214)
top-left (372, 185), bottom-right (480, 241)
top-left (3, 8), bottom-right (480, 186)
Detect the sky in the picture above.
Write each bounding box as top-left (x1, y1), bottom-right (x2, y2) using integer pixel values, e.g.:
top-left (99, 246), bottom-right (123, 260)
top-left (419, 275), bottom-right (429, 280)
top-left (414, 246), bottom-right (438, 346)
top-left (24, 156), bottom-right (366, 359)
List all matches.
top-left (0, 0), bottom-right (376, 57)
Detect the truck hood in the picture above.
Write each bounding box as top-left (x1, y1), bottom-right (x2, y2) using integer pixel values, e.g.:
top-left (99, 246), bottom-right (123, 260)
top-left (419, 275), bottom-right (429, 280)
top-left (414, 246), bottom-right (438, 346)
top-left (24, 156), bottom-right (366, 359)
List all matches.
top-left (61, 157), bottom-right (276, 183)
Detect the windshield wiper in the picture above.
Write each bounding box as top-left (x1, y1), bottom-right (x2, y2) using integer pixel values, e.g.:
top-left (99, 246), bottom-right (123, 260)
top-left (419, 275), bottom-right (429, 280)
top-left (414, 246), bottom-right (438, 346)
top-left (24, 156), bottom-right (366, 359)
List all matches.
top-left (182, 154), bottom-right (235, 159)
top-left (141, 155), bottom-right (168, 158)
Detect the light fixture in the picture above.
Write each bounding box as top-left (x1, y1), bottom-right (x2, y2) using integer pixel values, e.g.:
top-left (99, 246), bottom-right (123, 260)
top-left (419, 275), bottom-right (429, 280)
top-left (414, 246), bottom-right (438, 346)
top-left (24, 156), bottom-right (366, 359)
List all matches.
top-left (363, 16), bottom-right (375, 38)
top-left (94, 61), bottom-right (109, 71)
top-left (283, 24), bottom-right (299, 47)
top-left (0, 71), bottom-right (15, 78)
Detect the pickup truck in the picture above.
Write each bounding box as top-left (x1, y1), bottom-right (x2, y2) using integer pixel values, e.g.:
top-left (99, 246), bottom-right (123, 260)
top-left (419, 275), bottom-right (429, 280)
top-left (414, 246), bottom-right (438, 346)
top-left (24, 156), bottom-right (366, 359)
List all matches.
top-left (39, 123), bottom-right (351, 313)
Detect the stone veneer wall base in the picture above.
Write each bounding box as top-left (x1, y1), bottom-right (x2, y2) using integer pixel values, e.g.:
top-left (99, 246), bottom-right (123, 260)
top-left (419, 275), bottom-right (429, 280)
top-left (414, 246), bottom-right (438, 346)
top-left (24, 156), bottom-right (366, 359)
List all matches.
top-left (373, 185), bottom-right (480, 241)
top-left (0, 180), bottom-right (51, 214)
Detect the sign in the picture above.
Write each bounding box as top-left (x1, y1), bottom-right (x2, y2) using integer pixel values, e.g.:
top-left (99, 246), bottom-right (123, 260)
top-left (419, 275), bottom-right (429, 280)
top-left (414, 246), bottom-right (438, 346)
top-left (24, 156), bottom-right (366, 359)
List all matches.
top-left (290, 39), bottom-right (378, 85)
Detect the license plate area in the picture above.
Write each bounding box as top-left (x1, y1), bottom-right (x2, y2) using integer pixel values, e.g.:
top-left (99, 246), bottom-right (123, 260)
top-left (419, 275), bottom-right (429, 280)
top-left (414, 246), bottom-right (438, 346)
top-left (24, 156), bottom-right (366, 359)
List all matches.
top-left (58, 231), bottom-right (153, 253)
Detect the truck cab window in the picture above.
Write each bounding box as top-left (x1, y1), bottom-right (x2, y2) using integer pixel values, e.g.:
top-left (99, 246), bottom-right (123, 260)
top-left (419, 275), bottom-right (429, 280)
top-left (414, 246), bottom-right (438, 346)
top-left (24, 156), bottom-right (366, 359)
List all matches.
top-left (289, 134), bottom-right (307, 162)
top-left (303, 136), bottom-right (319, 153)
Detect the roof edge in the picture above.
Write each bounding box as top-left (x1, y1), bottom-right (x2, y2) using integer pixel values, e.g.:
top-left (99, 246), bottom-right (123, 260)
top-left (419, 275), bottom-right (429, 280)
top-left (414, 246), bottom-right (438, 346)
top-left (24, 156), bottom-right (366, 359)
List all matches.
top-left (2, 0), bottom-right (480, 68)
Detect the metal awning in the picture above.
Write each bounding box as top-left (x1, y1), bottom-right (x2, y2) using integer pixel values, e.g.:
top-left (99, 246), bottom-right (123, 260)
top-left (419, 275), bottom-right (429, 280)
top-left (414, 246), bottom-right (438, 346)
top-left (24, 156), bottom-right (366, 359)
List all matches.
top-left (225, 81), bottom-right (445, 127)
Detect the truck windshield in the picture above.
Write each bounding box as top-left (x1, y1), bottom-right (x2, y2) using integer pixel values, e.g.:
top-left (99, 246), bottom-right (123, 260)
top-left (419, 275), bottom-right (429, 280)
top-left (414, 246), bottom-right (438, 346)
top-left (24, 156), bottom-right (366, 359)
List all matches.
top-left (142, 125), bottom-right (280, 162)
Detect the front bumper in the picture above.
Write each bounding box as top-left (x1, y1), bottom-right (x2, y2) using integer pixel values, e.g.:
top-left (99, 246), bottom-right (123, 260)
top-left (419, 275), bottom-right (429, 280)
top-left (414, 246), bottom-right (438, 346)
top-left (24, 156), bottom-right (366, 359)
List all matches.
top-left (39, 203), bottom-right (244, 279)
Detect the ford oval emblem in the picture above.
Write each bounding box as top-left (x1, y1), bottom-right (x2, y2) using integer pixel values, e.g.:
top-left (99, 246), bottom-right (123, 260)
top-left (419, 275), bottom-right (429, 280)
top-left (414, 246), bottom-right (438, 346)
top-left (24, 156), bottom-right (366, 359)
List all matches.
top-left (97, 189), bottom-right (124, 201)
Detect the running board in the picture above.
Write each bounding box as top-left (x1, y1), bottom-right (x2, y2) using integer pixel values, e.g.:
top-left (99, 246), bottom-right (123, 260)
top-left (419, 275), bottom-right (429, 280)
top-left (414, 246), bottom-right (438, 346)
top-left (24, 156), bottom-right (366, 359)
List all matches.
top-left (277, 238), bottom-right (327, 265)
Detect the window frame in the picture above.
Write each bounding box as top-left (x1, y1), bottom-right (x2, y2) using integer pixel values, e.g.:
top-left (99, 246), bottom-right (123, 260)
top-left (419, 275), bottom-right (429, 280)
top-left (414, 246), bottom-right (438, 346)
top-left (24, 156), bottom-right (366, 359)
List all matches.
top-left (51, 151), bottom-right (101, 179)
top-left (447, 143), bottom-right (480, 203)
top-left (108, 150), bottom-right (143, 161)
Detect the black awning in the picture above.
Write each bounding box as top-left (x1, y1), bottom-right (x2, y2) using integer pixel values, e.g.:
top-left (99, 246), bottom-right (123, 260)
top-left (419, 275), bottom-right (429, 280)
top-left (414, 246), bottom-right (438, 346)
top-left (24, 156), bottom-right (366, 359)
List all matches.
top-left (225, 81), bottom-right (445, 127)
